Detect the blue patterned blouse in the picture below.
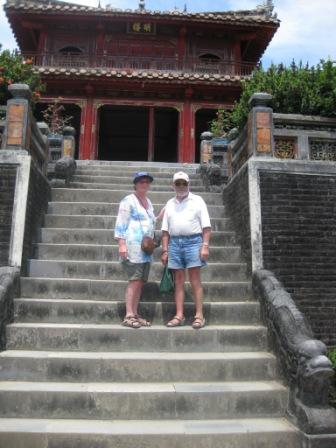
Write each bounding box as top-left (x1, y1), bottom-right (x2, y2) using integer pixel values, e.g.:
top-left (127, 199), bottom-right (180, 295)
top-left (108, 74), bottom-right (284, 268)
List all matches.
top-left (114, 193), bottom-right (156, 263)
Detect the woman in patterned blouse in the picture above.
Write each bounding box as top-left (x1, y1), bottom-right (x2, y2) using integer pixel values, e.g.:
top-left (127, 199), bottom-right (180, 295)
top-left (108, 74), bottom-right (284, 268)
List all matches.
top-left (115, 171), bottom-right (155, 328)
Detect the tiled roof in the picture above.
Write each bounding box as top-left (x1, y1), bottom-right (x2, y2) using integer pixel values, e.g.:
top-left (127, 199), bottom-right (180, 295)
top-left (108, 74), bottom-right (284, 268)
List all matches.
top-left (5, 0), bottom-right (279, 26)
top-left (35, 66), bottom-right (247, 85)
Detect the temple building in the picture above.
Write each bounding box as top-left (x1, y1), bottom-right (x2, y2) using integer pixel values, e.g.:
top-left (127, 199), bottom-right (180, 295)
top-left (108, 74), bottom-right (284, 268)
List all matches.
top-left (4, 0), bottom-right (279, 162)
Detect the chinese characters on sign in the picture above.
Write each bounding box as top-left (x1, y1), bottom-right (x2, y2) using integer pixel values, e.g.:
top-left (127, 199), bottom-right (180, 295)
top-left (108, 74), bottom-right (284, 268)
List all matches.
top-left (128, 22), bottom-right (155, 34)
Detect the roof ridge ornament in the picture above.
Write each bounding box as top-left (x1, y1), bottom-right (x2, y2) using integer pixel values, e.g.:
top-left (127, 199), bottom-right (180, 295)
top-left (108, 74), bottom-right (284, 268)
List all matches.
top-left (138, 0), bottom-right (145, 12)
top-left (257, 0), bottom-right (274, 17)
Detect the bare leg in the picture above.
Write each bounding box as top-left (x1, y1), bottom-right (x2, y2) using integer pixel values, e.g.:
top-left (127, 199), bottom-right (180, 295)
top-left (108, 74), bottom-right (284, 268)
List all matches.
top-left (125, 280), bottom-right (145, 316)
top-left (173, 269), bottom-right (186, 318)
top-left (188, 267), bottom-right (204, 318)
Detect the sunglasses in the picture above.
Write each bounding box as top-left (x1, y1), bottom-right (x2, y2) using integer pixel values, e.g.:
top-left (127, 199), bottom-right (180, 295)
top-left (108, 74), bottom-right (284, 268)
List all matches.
top-left (174, 181), bottom-right (188, 187)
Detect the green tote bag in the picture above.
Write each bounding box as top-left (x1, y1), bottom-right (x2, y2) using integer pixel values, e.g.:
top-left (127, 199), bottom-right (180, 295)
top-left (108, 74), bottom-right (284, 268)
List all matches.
top-left (159, 265), bottom-right (174, 293)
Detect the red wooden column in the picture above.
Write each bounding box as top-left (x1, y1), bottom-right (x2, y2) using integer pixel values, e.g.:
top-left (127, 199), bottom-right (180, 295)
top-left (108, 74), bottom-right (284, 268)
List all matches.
top-left (79, 96), bottom-right (95, 160)
top-left (96, 23), bottom-right (105, 67)
top-left (37, 28), bottom-right (47, 65)
top-left (96, 24), bottom-right (105, 52)
top-left (147, 107), bottom-right (155, 161)
top-left (177, 27), bottom-right (187, 68)
top-left (178, 88), bottom-right (195, 162)
top-left (91, 102), bottom-right (99, 160)
top-left (38, 29), bottom-right (47, 52)
top-left (232, 39), bottom-right (241, 75)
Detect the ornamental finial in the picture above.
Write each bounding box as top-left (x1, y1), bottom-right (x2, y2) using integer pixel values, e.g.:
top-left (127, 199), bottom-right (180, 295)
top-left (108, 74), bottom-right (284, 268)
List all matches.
top-left (257, 0), bottom-right (274, 17)
top-left (139, 0), bottom-right (145, 11)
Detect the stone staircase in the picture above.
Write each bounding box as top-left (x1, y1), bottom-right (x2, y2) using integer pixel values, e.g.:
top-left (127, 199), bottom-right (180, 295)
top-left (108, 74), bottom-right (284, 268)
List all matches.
top-left (0, 161), bottom-right (302, 447)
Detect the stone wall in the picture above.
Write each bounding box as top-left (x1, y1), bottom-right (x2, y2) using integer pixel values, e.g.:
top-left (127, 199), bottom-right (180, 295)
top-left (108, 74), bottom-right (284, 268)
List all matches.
top-left (22, 161), bottom-right (50, 274)
top-left (223, 164), bottom-right (252, 273)
top-left (0, 165), bottom-right (17, 267)
top-left (259, 170), bottom-right (336, 347)
top-left (0, 267), bottom-right (19, 350)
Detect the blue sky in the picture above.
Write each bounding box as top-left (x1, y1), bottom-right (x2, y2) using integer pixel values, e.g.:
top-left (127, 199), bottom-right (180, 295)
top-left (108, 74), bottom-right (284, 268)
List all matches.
top-left (0, 0), bottom-right (335, 67)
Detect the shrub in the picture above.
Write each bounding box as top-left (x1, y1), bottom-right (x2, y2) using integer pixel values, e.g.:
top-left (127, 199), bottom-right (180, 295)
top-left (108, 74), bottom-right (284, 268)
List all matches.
top-left (211, 59), bottom-right (336, 133)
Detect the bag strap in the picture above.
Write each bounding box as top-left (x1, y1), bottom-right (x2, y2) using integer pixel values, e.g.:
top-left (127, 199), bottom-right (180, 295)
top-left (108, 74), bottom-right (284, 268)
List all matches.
top-left (133, 194), bottom-right (154, 237)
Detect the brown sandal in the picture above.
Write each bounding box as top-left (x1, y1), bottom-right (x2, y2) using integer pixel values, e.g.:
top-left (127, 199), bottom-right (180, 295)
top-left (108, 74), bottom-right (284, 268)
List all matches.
top-left (135, 315), bottom-right (151, 327)
top-left (167, 316), bottom-right (185, 327)
top-left (122, 315), bottom-right (141, 329)
top-left (192, 316), bottom-right (205, 329)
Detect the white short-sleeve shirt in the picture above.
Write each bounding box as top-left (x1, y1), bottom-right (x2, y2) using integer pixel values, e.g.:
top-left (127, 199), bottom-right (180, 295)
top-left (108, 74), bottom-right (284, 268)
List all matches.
top-left (161, 192), bottom-right (211, 236)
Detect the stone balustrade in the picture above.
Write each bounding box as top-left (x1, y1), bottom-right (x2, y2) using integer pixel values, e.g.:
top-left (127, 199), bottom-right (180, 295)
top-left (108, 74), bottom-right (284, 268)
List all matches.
top-left (228, 93), bottom-right (336, 177)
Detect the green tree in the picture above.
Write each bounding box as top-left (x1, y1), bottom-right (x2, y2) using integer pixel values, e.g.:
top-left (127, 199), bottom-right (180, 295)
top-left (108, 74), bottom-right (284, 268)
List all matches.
top-left (211, 59), bottom-right (336, 132)
top-left (0, 46), bottom-right (44, 105)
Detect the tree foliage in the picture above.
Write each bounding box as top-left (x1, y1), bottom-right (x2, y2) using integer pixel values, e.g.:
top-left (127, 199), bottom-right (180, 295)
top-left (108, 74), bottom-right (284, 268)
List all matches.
top-left (211, 59), bottom-right (336, 134)
top-left (0, 46), bottom-right (44, 105)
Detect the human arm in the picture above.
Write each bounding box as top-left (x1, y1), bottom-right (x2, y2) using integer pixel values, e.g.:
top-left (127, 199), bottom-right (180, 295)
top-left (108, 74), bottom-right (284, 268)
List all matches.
top-left (198, 197), bottom-right (211, 261)
top-left (161, 231), bottom-right (170, 265)
top-left (156, 206), bottom-right (166, 222)
top-left (200, 227), bottom-right (211, 261)
top-left (114, 198), bottom-right (131, 259)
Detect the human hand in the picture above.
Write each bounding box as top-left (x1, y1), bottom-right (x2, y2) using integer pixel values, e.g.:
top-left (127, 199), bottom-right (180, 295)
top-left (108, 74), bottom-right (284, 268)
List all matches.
top-left (200, 245), bottom-right (209, 261)
top-left (119, 243), bottom-right (128, 259)
top-left (161, 251), bottom-right (168, 265)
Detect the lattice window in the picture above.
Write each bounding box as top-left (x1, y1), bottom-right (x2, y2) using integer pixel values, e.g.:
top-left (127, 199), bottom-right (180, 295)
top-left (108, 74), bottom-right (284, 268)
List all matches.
top-left (274, 137), bottom-right (297, 159)
top-left (310, 139), bottom-right (336, 161)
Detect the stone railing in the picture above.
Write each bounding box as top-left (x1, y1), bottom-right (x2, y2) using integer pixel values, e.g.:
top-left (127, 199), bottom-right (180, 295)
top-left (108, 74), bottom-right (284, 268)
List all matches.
top-left (253, 270), bottom-right (336, 439)
top-left (228, 93), bottom-right (336, 177)
top-left (1, 84), bottom-right (49, 173)
top-left (0, 106), bottom-right (6, 148)
top-left (0, 84), bottom-right (52, 270)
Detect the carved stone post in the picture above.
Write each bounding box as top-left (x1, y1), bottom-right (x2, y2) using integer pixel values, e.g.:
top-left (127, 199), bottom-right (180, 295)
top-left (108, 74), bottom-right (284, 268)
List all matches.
top-left (53, 126), bottom-right (77, 186)
top-left (62, 126), bottom-right (76, 157)
top-left (200, 131), bottom-right (213, 164)
top-left (1, 84), bottom-right (32, 150)
top-left (247, 92), bottom-right (274, 157)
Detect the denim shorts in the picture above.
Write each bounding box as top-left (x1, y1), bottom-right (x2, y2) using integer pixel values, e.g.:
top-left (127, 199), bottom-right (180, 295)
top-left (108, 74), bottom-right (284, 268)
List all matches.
top-left (168, 234), bottom-right (206, 270)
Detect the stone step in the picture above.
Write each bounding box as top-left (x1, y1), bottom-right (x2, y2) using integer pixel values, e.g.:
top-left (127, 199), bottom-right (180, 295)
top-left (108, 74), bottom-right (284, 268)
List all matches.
top-left (6, 324), bottom-right (268, 352)
top-left (0, 418), bottom-right (302, 448)
top-left (43, 215), bottom-right (232, 231)
top-left (75, 164), bottom-right (198, 173)
top-left (0, 381), bottom-right (288, 420)
top-left (77, 160), bottom-right (199, 169)
top-left (20, 278), bottom-right (252, 302)
top-left (69, 182), bottom-right (207, 192)
top-left (14, 299), bottom-right (260, 325)
top-left (48, 202), bottom-right (227, 218)
top-left (74, 169), bottom-right (200, 179)
top-left (51, 189), bottom-right (223, 205)
top-left (35, 243), bottom-right (242, 263)
top-left (76, 160), bottom-right (199, 167)
top-left (40, 228), bottom-right (236, 245)
top-left (27, 260), bottom-right (248, 282)
top-left (72, 174), bottom-right (205, 186)
top-left (0, 350), bottom-right (277, 382)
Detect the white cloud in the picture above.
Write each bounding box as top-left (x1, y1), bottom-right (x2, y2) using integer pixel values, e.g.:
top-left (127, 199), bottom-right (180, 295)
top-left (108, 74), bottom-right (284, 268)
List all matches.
top-left (264, 0), bottom-right (336, 66)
